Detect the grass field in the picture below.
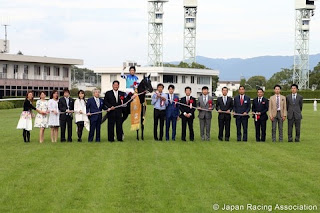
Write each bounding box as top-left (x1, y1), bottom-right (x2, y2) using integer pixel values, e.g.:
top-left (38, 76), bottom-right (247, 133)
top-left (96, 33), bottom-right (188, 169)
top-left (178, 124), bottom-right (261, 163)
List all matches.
top-left (0, 104), bottom-right (319, 213)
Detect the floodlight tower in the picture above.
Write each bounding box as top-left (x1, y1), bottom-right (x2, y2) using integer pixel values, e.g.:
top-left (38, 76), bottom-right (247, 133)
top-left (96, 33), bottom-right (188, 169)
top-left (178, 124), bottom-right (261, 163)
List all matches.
top-left (148, 0), bottom-right (168, 67)
top-left (293, 0), bottom-right (316, 89)
top-left (183, 0), bottom-right (197, 64)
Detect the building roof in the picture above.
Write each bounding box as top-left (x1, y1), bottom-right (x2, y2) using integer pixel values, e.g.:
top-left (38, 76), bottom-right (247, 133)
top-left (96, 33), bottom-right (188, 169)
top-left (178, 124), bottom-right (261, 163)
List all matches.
top-left (0, 53), bottom-right (83, 65)
top-left (218, 81), bottom-right (240, 84)
top-left (94, 66), bottom-right (219, 76)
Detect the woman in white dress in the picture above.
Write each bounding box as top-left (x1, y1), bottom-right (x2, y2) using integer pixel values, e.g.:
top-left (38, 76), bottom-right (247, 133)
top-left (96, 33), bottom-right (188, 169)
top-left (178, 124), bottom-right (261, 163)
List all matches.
top-left (48, 90), bottom-right (60, 143)
top-left (74, 90), bottom-right (89, 142)
top-left (17, 91), bottom-right (42, 143)
top-left (34, 91), bottom-right (49, 143)
top-left (314, 99), bottom-right (317, 112)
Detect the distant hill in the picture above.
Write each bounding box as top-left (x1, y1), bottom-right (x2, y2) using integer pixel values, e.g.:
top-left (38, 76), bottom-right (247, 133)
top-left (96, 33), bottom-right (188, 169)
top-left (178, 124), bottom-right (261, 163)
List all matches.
top-left (170, 54), bottom-right (320, 81)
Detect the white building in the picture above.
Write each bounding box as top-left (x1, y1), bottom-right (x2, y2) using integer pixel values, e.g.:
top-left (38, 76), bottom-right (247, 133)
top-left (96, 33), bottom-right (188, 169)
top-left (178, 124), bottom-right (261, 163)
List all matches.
top-left (0, 53), bottom-right (83, 98)
top-left (94, 66), bottom-right (219, 98)
top-left (215, 81), bottom-right (240, 97)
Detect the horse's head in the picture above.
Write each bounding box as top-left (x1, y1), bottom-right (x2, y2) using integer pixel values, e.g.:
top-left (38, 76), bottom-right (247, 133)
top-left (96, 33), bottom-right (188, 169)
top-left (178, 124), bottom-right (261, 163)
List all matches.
top-left (139, 74), bottom-right (153, 93)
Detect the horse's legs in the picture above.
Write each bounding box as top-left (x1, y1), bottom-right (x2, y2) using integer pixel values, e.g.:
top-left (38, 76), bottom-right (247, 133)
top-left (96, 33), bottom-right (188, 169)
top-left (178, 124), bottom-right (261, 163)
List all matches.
top-left (136, 130), bottom-right (139, 141)
top-left (141, 124), bottom-right (144, 141)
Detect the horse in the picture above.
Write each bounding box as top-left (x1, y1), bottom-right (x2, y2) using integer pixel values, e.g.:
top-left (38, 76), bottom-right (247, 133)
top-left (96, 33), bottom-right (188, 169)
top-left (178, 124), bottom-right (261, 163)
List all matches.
top-left (102, 75), bottom-right (153, 141)
top-left (122, 74), bottom-right (153, 140)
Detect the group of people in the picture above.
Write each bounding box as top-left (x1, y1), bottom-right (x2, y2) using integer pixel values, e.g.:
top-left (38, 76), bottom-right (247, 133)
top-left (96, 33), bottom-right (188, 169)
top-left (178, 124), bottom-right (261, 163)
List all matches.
top-left (16, 65), bottom-right (303, 143)
top-left (16, 85), bottom-right (136, 143)
top-left (151, 83), bottom-right (303, 143)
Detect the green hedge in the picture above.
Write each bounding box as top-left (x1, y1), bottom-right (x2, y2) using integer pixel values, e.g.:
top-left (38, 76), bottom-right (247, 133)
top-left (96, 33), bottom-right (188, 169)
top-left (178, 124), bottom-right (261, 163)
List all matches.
top-left (0, 101), bottom-right (15, 110)
top-left (243, 90), bottom-right (320, 99)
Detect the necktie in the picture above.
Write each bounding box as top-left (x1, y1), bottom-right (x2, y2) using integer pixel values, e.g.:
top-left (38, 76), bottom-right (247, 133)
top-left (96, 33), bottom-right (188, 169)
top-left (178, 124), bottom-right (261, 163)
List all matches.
top-left (240, 96), bottom-right (244, 105)
top-left (259, 98), bottom-right (261, 104)
top-left (95, 98), bottom-right (100, 108)
top-left (276, 96), bottom-right (280, 110)
top-left (293, 94), bottom-right (296, 104)
top-left (204, 96), bottom-right (207, 104)
top-left (115, 91), bottom-right (118, 103)
top-left (187, 96), bottom-right (190, 104)
top-left (223, 96), bottom-right (227, 105)
top-left (171, 95), bottom-right (173, 103)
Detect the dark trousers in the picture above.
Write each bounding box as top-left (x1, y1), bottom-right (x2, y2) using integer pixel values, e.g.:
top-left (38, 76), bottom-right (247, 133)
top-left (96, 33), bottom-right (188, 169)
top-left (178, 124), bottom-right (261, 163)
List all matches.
top-left (60, 116), bottom-right (72, 141)
top-left (108, 116), bottom-right (123, 142)
top-left (154, 109), bottom-right (166, 140)
top-left (76, 121), bottom-right (84, 140)
top-left (235, 116), bottom-right (249, 141)
top-left (288, 118), bottom-right (301, 141)
top-left (166, 116), bottom-right (177, 140)
top-left (181, 117), bottom-right (194, 141)
top-left (88, 119), bottom-right (101, 142)
top-left (218, 117), bottom-right (231, 140)
top-left (254, 119), bottom-right (267, 141)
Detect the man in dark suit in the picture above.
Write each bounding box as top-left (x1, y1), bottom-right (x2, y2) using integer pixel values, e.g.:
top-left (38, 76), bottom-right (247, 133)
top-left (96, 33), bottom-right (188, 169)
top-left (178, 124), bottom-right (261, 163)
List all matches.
top-left (104, 80), bottom-right (131, 142)
top-left (286, 84), bottom-right (303, 142)
top-left (87, 88), bottom-right (106, 142)
top-left (216, 87), bottom-right (233, 141)
top-left (179, 87), bottom-right (197, 141)
top-left (165, 85), bottom-right (179, 141)
top-left (59, 88), bottom-right (74, 142)
top-left (252, 88), bottom-right (269, 142)
top-left (233, 86), bottom-right (251, 142)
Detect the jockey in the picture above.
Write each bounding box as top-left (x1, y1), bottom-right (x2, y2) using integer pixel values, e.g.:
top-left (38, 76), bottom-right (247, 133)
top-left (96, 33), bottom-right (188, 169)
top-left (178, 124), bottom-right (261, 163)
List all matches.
top-left (121, 66), bottom-right (139, 94)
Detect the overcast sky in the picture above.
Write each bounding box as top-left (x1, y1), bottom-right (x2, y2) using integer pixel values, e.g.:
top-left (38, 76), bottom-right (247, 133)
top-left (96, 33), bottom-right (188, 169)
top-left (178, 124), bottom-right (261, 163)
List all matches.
top-left (1, 0), bottom-right (320, 68)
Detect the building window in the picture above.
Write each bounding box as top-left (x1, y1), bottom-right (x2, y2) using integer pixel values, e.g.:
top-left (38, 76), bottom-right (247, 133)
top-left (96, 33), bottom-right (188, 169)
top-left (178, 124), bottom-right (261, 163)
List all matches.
top-left (182, 75), bottom-right (186, 84)
top-left (151, 76), bottom-right (159, 82)
top-left (110, 74), bottom-right (117, 83)
top-left (24, 65), bottom-right (29, 74)
top-left (191, 76), bottom-right (195, 84)
top-left (34, 65), bottom-right (41, 76)
top-left (163, 75), bottom-right (178, 83)
top-left (2, 64), bottom-right (7, 73)
top-left (44, 66), bottom-right (51, 76)
top-left (13, 65), bottom-right (19, 79)
top-left (54, 66), bottom-right (60, 76)
top-left (63, 67), bottom-right (69, 78)
top-left (197, 76), bottom-right (210, 85)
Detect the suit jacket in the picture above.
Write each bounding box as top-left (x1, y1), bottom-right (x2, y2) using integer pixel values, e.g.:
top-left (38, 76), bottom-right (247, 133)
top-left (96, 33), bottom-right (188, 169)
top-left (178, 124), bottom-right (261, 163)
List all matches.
top-left (252, 97), bottom-right (269, 121)
top-left (197, 95), bottom-right (214, 119)
top-left (58, 97), bottom-right (74, 121)
top-left (86, 97), bottom-right (105, 121)
top-left (233, 95), bottom-right (251, 117)
top-left (179, 96), bottom-right (197, 119)
top-left (215, 96), bottom-right (233, 120)
top-left (103, 90), bottom-right (128, 119)
top-left (286, 94), bottom-right (303, 120)
top-left (166, 94), bottom-right (180, 118)
top-left (269, 94), bottom-right (287, 118)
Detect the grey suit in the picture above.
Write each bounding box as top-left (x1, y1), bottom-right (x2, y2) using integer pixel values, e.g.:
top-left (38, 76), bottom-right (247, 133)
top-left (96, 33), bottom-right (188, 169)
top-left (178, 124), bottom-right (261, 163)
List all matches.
top-left (197, 95), bottom-right (214, 140)
top-left (286, 94), bottom-right (303, 142)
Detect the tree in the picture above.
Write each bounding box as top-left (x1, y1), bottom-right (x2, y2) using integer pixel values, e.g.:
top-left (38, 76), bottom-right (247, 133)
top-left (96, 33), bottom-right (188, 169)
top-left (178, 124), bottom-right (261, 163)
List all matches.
top-left (266, 68), bottom-right (293, 90)
top-left (240, 78), bottom-right (246, 87)
top-left (246, 76), bottom-right (267, 90)
top-left (212, 75), bottom-right (219, 92)
top-left (71, 66), bottom-right (100, 88)
top-left (310, 62), bottom-right (320, 90)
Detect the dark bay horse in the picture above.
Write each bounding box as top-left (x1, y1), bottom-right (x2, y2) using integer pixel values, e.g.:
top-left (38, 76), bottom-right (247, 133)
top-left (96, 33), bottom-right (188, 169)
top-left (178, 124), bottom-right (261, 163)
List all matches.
top-left (123, 75), bottom-right (153, 140)
top-left (102, 75), bottom-right (153, 140)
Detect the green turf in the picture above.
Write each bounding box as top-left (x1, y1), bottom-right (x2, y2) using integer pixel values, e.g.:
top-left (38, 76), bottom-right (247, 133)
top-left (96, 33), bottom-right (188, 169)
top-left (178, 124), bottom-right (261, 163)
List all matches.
top-left (0, 104), bottom-right (319, 213)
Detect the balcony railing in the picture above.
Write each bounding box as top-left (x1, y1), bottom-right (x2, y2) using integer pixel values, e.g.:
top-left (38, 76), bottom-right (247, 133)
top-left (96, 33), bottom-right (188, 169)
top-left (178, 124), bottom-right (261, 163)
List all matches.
top-left (0, 73), bottom-right (7, 79)
top-left (0, 73), bottom-right (67, 81)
